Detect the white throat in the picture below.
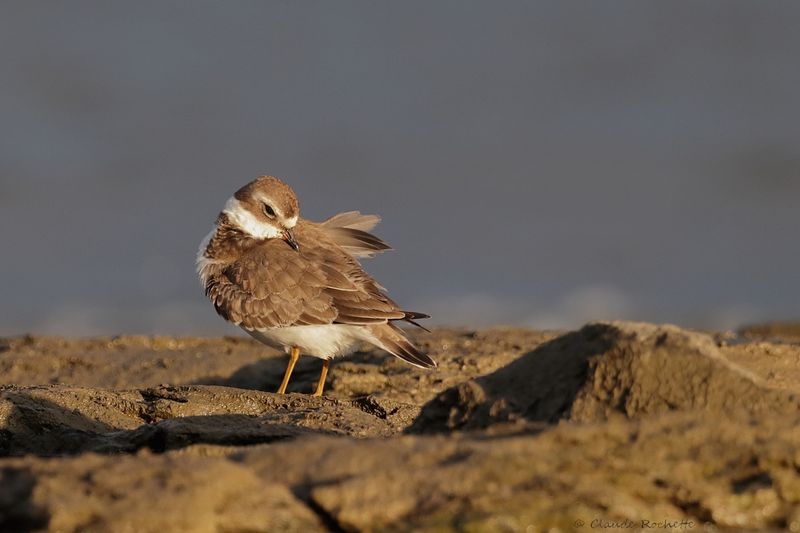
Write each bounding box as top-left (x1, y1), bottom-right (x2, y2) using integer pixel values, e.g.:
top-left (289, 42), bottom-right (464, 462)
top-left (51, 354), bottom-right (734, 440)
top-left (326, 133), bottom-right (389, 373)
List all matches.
top-left (223, 197), bottom-right (283, 239)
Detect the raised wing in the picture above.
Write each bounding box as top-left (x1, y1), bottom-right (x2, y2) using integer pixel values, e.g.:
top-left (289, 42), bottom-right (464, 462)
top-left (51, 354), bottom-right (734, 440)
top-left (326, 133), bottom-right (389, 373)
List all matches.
top-left (320, 211), bottom-right (392, 258)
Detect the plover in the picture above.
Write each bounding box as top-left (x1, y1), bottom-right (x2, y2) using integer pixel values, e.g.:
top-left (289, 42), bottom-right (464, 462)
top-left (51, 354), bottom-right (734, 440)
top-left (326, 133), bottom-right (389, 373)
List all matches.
top-left (197, 176), bottom-right (436, 396)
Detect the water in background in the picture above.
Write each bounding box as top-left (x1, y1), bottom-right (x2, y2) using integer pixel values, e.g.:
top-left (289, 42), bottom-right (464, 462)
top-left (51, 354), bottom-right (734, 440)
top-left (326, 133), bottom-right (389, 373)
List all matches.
top-left (1, 2), bottom-right (798, 336)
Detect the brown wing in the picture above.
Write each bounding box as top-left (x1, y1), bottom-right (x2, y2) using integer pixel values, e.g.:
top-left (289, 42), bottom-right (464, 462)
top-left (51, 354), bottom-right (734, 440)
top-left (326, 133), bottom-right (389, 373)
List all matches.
top-left (320, 211), bottom-right (392, 258)
top-left (204, 221), bottom-right (413, 331)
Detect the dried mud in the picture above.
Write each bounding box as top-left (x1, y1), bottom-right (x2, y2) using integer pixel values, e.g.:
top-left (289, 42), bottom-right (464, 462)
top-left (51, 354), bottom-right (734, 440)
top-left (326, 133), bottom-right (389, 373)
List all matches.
top-left (1, 322), bottom-right (799, 532)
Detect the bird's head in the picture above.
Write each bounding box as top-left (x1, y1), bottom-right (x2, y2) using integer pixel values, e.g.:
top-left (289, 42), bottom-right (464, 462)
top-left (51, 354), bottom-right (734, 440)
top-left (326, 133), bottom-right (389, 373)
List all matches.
top-left (222, 176), bottom-right (300, 251)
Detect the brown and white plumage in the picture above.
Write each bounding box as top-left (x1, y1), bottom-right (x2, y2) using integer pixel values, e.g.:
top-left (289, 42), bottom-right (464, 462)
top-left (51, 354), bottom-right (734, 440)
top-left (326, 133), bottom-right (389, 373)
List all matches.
top-left (197, 176), bottom-right (435, 395)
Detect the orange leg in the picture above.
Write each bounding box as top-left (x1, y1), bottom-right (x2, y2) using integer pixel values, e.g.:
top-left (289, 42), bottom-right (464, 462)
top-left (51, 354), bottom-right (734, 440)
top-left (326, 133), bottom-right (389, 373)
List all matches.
top-left (277, 346), bottom-right (301, 394)
top-left (313, 359), bottom-right (330, 397)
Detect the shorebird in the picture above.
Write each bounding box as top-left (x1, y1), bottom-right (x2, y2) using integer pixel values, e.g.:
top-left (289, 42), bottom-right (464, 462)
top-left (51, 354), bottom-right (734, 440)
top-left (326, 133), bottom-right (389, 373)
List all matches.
top-left (197, 176), bottom-right (436, 396)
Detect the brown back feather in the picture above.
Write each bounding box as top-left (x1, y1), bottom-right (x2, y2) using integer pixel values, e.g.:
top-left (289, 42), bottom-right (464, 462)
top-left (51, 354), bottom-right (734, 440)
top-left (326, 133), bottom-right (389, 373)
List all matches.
top-left (204, 219), bottom-right (423, 331)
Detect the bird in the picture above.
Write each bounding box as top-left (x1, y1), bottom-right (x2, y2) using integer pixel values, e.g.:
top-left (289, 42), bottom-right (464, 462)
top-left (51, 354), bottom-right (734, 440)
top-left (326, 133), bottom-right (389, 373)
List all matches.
top-left (196, 175), bottom-right (436, 396)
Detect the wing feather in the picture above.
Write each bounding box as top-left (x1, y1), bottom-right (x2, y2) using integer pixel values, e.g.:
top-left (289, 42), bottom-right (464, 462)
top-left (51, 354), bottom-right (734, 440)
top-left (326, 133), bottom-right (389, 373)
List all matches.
top-left (204, 219), bottom-right (427, 332)
top-left (321, 211), bottom-right (381, 232)
top-left (321, 211), bottom-right (391, 258)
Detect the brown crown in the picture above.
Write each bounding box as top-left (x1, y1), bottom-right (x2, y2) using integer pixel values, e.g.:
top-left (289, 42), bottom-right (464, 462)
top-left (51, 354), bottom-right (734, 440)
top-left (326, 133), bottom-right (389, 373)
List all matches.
top-left (234, 176), bottom-right (299, 219)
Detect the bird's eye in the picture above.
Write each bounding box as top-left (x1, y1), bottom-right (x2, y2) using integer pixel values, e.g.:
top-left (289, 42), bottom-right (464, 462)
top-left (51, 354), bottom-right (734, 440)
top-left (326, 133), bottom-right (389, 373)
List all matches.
top-left (263, 203), bottom-right (276, 218)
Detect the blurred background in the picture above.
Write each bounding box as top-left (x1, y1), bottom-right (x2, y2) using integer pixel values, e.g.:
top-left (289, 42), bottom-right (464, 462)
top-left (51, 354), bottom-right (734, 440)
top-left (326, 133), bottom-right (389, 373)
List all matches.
top-left (1, 1), bottom-right (798, 336)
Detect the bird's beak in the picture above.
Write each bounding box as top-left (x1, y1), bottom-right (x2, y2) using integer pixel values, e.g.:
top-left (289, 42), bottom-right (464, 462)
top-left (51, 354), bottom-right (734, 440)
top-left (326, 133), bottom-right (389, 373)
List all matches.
top-left (282, 228), bottom-right (299, 251)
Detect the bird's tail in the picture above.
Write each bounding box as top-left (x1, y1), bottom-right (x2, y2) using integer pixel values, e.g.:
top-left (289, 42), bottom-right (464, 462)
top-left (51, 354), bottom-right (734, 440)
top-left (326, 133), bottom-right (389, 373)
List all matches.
top-left (402, 311), bottom-right (431, 332)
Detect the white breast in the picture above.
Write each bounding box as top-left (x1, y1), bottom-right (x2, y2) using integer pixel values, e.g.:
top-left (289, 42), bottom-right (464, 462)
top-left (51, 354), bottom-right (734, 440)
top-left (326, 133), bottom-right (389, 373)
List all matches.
top-left (196, 226), bottom-right (221, 286)
top-left (245, 324), bottom-right (377, 359)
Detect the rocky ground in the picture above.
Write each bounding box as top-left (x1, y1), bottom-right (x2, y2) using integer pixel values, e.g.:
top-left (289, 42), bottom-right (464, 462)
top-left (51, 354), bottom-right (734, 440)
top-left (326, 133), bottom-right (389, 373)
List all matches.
top-left (1, 321), bottom-right (800, 532)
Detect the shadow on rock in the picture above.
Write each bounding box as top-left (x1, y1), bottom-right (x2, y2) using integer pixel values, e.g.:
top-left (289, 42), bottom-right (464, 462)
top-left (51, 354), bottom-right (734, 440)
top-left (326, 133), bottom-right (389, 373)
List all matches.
top-left (106, 415), bottom-right (318, 453)
top-left (1, 384), bottom-right (403, 456)
top-left (0, 466), bottom-right (48, 532)
top-left (0, 388), bottom-right (132, 456)
top-left (408, 326), bottom-right (610, 433)
top-left (191, 348), bottom-right (392, 395)
top-left (410, 321), bottom-right (800, 433)
top-left (191, 357), bottom-right (288, 391)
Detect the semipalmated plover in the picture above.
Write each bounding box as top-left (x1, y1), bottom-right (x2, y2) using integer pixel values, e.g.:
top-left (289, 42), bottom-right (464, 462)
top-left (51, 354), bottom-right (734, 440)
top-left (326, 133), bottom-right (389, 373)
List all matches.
top-left (197, 176), bottom-right (436, 396)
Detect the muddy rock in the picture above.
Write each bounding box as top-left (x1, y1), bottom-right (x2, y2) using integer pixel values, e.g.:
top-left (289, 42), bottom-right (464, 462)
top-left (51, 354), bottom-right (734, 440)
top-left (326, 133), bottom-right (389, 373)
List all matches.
top-left (3, 410), bottom-right (800, 532)
top-left (0, 452), bottom-right (323, 532)
top-left (0, 328), bottom-right (552, 404)
top-left (739, 321), bottom-right (800, 342)
top-left (0, 385), bottom-right (421, 455)
top-left (2, 322), bottom-right (800, 531)
top-left (412, 321), bottom-right (800, 432)
top-left (234, 410), bottom-right (800, 532)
